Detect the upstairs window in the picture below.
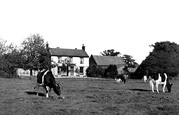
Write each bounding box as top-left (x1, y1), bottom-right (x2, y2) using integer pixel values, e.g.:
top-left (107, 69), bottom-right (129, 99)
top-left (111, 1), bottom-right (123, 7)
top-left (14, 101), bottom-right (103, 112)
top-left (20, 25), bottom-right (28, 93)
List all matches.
top-left (58, 57), bottom-right (62, 63)
top-left (80, 57), bottom-right (84, 64)
top-left (66, 57), bottom-right (73, 63)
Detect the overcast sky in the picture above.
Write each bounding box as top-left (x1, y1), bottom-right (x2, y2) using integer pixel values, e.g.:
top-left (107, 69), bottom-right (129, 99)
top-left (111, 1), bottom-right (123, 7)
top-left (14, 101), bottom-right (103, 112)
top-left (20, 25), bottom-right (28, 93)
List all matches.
top-left (0, 0), bottom-right (179, 64)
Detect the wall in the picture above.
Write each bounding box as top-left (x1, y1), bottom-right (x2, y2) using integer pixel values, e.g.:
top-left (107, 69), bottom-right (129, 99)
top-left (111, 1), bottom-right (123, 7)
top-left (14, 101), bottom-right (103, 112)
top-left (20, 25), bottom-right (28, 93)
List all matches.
top-left (51, 56), bottom-right (89, 77)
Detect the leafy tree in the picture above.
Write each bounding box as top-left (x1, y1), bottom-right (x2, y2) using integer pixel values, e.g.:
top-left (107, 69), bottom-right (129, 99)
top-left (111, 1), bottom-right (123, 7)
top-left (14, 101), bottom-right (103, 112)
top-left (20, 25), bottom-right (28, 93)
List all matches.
top-left (101, 49), bottom-right (120, 56)
top-left (0, 42), bottom-right (23, 77)
top-left (21, 34), bottom-right (49, 75)
top-left (122, 54), bottom-right (138, 68)
top-left (139, 41), bottom-right (179, 77)
top-left (86, 65), bottom-right (98, 77)
top-left (0, 39), bottom-right (8, 55)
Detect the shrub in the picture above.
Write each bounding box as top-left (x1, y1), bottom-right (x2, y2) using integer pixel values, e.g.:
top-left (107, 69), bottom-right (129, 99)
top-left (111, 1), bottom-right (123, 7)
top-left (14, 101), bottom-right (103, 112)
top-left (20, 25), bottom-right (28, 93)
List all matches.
top-left (104, 64), bottom-right (118, 78)
top-left (86, 65), bottom-right (105, 77)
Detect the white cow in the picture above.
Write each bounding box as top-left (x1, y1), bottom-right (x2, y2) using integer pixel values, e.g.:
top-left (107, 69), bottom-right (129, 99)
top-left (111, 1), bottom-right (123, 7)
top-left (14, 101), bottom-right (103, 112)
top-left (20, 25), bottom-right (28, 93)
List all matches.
top-left (143, 75), bottom-right (147, 83)
top-left (115, 78), bottom-right (122, 83)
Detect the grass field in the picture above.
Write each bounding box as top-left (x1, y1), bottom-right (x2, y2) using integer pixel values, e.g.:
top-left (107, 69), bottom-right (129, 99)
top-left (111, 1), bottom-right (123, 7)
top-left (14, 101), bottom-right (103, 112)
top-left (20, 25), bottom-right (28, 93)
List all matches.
top-left (0, 77), bottom-right (179, 115)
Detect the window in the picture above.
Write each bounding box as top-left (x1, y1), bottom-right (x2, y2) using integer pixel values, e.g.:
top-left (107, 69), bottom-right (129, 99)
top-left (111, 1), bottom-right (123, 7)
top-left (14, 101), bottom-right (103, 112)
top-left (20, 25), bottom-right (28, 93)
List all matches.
top-left (80, 67), bottom-right (84, 74)
top-left (58, 57), bottom-right (62, 63)
top-left (70, 57), bottom-right (73, 63)
top-left (80, 57), bottom-right (84, 64)
top-left (57, 66), bottom-right (61, 74)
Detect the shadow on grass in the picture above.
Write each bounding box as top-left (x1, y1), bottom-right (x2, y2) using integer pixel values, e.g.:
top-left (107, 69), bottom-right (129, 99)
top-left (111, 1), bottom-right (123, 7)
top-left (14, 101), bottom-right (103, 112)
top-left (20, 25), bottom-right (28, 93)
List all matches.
top-left (129, 88), bottom-right (151, 92)
top-left (25, 91), bottom-right (45, 97)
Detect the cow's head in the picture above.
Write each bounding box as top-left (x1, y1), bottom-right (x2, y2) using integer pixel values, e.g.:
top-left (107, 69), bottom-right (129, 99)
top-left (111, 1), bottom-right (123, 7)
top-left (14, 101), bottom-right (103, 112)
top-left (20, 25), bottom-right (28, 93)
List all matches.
top-left (166, 83), bottom-right (173, 93)
top-left (53, 84), bottom-right (61, 96)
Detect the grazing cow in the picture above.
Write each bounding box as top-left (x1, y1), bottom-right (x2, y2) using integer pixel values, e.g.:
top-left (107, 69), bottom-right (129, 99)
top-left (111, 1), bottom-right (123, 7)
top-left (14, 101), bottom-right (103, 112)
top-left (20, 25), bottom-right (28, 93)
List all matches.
top-left (115, 74), bottom-right (128, 83)
top-left (148, 73), bottom-right (172, 93)
top-left (143, 75), bottom-right (148, 83)
top-left (34, 69), bottom-right (64, 98)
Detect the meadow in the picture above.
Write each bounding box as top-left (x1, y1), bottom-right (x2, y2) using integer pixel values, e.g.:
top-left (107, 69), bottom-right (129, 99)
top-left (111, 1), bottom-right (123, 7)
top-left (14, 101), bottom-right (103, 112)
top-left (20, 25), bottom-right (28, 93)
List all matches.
top-left (0, 76), bottom-right (179, 115)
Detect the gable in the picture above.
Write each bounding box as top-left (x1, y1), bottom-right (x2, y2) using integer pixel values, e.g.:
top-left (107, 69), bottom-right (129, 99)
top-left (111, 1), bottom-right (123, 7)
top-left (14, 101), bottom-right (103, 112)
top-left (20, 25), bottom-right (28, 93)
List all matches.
top-left (50, 48), bottom-right (89, 57)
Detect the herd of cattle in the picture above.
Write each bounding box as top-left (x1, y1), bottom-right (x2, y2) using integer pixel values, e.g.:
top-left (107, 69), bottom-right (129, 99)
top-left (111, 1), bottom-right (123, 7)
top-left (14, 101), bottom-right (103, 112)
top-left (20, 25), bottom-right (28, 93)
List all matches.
top-left (34, 69), bottom-right (173, 99)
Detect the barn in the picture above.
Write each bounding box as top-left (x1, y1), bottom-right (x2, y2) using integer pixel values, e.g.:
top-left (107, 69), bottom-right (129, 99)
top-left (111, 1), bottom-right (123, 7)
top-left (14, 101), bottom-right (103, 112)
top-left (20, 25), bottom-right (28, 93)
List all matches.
top-left (89, 55), bottom-right (126, 74)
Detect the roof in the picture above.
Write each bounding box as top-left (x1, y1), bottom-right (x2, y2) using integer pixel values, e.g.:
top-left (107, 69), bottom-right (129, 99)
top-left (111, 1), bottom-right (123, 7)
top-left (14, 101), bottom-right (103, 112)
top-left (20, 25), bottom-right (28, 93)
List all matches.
top-left (127, 67), bottom-right (138, 73)
top-left (91, 55), bottom-right (125, 66)
top-left (50, 48), bottom-right (89, 57)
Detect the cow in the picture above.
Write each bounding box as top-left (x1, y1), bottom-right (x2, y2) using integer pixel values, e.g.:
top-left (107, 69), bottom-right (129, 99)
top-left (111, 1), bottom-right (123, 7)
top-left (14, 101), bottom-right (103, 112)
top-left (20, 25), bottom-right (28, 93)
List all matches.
top-left (34, 69), bottom-right (64, 99)
top-left (115, 74), bottom-right (128, 83)
top-left (148, 73), bottom-right (173, 93)
top-left (143, 75), bottom-right (148, 83)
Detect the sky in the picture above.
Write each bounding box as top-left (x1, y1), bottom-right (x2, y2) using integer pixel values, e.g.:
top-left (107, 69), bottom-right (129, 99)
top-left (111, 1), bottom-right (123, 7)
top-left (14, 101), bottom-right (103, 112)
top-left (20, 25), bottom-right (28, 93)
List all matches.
top-left (0, 0), bottom-right (179, 64)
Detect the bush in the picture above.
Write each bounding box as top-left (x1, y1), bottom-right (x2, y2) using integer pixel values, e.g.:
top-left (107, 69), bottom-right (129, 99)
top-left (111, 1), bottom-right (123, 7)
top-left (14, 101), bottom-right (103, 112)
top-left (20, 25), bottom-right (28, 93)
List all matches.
top-left (86, 64), bottom-right (118, 78)
top-left (104, 65), bottom-right (118, 78)
top-left (86, 65), bottom-right (105, 77)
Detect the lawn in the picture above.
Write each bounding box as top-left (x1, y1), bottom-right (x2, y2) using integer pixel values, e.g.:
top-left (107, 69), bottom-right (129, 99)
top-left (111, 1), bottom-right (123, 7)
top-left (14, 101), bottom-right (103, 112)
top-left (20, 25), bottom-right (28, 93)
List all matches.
top-left (0, 77), bottom-right (179, 115)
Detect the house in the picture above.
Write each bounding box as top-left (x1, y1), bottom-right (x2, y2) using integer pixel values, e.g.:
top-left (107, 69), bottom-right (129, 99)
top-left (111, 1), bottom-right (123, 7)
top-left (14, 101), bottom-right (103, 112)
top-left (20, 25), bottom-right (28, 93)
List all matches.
top-left (89, 55), bottom-right (126, 74)
top-left (48, 44), bottom-right (89, 77)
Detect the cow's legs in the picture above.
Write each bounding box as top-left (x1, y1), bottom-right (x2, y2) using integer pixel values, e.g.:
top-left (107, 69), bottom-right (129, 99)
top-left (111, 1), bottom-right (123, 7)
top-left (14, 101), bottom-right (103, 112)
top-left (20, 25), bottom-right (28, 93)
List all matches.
top-left (36, 85), bottom-right (39, 96)
top-left (149, 80), bottom-right (154, 92)
top-left (45, 86), bottom-right (50, 98)
top-left (156, 83), bottom-right (159, 93)
top-left (162, 83), bottom-right (166, 93)
top-left (34, 84), bottom-right (40, 96)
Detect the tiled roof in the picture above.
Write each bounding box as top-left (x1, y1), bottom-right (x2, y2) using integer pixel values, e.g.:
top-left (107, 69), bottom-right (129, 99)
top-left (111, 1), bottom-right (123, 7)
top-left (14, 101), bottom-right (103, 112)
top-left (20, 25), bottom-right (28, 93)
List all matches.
top-left (91, 55), bottom-right (125, 66)
top-left (50, 48), bottom-right (89, 57)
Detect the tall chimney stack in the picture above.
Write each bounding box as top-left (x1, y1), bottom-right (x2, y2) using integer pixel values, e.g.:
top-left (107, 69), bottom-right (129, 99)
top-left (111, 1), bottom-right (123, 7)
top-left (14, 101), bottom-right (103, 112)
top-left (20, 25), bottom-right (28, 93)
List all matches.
top-left (46, 42), bottom-right (49, 50)
top-left (82, 44), bottom-right (85, 51)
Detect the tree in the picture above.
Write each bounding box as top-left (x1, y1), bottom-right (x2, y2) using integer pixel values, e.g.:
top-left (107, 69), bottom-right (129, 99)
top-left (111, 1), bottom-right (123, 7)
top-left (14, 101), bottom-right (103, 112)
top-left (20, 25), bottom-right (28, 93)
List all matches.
top-left (122, 54), bottom-right (138, 68)
top-left (0, 39), bottom-right (8, 56)
top-left (0, 41), bottom-right (23, 77)
top-left (104, 64), bottom-right (118, 78)
top-left (21, 34), bottom-right (49, 75)
top-left (139, 41), bottom-right (179, 77)
top-left (101, 49), bottom-right (120, 56)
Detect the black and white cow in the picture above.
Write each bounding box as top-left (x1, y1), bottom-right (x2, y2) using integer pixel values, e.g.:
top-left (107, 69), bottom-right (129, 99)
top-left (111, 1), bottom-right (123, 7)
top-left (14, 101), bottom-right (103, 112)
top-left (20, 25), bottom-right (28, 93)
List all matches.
top-left (148, 73), bottom-right (173, 93)
top-left (115, 74), bottom-right (128, 83)
top-left (34, 69), bottom-right (64, 98)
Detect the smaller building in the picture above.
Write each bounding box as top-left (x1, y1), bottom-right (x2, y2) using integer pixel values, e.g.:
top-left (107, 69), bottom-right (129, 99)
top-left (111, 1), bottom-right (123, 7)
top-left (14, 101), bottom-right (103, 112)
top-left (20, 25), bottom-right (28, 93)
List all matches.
top-left (89, 55), bottom-right (126, 74)
top-left (49, 44), bottom-right (89, 77)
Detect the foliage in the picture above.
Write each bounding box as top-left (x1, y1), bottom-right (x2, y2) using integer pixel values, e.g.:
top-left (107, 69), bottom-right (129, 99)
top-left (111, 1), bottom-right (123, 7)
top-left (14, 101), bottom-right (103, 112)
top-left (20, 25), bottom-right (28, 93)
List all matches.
top-left (86, 65), bottom-right (97, 77)
top-left (122, 54), bottom-right (138, 68)
top-left (0, 39), bottom-right (8, 55)
top-left (0, 42), bottom-right (22, 77)
top-left (104, 64), bottom-right (118, 78)
top-left (101, 49), bottom-right (120, 56)
top-left (21, 34), bottom-right (49, 74)
top-left (86, 65), bottom-right (105, 77)
top-left (60, 63), bottom-right (67, 72)
top-left (138, 41), bottom-right (179, 77)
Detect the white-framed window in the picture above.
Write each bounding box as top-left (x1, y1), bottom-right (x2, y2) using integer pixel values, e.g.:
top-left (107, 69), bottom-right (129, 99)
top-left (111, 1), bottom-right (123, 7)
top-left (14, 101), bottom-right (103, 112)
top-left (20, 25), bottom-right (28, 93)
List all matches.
top-left (80, 67), bottom-right (84, 74)
top-left (65, 57), bottom-right (73, 63)
top-left (80, 57), bottom-right (84, 64)
top-left (70, 57), bottom-right (73, 63)
top-left (58, 57), bottom-right (62, 63)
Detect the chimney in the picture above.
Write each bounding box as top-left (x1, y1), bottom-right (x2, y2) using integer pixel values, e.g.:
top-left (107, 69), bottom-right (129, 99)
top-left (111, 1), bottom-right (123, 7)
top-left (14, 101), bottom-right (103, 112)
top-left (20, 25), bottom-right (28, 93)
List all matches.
top-left (46, 42), bottom-right (49, 50)
top-left (46, 42), bottom-right (51, 69)
top-left (82, 44), bottom-right (85, 51)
